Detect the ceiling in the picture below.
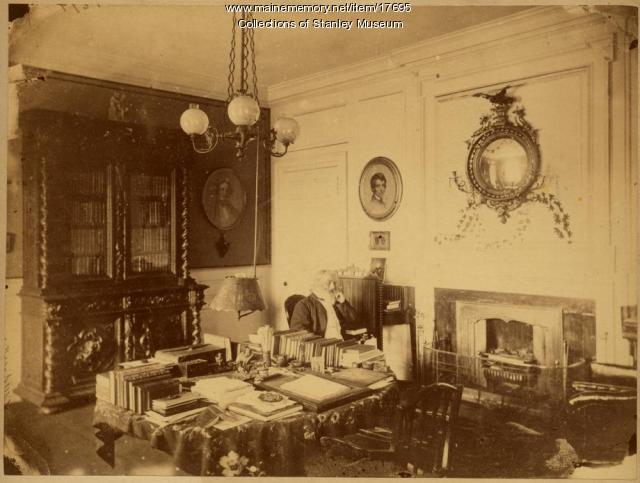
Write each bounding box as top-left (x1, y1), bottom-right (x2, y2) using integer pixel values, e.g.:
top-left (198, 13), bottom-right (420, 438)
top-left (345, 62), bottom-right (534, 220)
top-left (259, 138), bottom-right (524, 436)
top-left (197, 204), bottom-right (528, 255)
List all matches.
top-left (9, 4), bottom-right (532, 97)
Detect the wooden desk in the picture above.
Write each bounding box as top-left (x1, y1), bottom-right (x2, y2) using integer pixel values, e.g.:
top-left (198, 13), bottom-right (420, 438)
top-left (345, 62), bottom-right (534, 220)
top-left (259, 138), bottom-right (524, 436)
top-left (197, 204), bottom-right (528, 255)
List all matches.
top-left (93, 383), bottom-right (398, 476)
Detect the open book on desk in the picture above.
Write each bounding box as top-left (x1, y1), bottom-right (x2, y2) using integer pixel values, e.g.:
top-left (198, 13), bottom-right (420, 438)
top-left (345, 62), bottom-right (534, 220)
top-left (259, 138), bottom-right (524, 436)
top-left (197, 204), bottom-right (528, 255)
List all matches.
top-left (327, 368), bottom-right (395, 390)
top-left (280, 374), bottom-right (351, 400)
top-left (256, 373), bottom-right (372, 412)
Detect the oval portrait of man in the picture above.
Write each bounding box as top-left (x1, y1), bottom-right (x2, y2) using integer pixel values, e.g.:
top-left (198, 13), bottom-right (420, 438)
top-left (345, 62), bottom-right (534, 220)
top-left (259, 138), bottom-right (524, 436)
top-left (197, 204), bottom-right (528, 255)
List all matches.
top-left (358, 157), bottom-right (402, 221)
top-left (202, 168), bottom-right (246, 231)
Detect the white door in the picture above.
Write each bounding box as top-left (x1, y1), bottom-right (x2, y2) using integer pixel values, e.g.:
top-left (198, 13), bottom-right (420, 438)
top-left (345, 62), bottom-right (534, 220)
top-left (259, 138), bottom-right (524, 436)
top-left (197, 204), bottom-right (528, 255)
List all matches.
top-left (271, 148), bottom-right (348, 329)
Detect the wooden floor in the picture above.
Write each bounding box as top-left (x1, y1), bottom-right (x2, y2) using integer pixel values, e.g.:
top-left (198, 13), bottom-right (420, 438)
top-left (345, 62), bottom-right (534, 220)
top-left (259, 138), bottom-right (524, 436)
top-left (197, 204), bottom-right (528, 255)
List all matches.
top-left (4, 400), bottom-right (189, 476)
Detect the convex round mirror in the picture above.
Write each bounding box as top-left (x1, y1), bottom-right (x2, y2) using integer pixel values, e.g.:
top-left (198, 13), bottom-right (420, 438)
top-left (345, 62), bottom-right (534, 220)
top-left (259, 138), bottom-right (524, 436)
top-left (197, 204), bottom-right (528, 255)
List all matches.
top-left (467, 127), bottom-right (540, 201)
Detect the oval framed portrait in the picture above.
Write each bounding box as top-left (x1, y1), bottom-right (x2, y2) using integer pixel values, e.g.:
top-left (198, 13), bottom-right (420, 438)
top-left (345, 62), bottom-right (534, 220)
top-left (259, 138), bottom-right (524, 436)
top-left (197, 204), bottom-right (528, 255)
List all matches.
top-left (202, 168), bottom-right (246, 231)
top-left (358, 157), bottom-right (403, 221)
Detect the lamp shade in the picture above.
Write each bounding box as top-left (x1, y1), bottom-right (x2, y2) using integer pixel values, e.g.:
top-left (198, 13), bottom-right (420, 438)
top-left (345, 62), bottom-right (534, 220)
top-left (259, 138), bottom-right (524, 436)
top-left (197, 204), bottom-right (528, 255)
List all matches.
top-left (227, 95), bottom-right (260, 126)
top-left (210, 276), bottom-right (266, 318)
top-left (274, 116), bottom-right (300, 145)
top-left (180, 103), bottom-right (210, 135)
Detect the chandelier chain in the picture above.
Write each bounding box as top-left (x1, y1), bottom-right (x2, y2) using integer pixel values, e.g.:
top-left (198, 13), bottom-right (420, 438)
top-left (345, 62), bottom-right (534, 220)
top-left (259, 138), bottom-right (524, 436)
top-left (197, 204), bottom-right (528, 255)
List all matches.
top-left (249, 20), bottom-right (258, 102)
top-left (227, 12), bottom-right (237, 101)
top-left (240, 13), bottom-right (251, 94)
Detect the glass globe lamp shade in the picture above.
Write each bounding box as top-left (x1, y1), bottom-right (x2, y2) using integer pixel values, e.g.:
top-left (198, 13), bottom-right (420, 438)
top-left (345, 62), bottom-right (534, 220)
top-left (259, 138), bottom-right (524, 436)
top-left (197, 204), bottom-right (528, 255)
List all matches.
top-left (227, 95), bottom-right (260, 126)
top-left (180, 104), bottom-right (210, 136)
top-left (274, 117), bottom-right (300, 145)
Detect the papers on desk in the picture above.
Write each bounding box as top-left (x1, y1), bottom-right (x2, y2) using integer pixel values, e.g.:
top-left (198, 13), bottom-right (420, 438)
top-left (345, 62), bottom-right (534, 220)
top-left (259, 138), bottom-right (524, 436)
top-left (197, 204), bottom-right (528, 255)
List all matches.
top-left (279, 374), bottom-right (351, 401)
top-left (197, 405), bottom-right (252, 431)
top-left (329, 368), bottom-right (395, 390)
top-left (211, 414), bottom-right (251, 430)
top-left (228, 391), bottom-right (303, 422)
top-left (145, 405), bottom-right (209, 425)
top-left (193, 377), bottom-right (254, 407)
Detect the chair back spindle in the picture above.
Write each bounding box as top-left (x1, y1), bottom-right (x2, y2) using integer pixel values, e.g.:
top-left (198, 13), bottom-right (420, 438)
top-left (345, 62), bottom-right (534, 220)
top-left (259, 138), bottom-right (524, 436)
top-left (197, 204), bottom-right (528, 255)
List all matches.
top-left (397, 382), bottom-right (463, 473)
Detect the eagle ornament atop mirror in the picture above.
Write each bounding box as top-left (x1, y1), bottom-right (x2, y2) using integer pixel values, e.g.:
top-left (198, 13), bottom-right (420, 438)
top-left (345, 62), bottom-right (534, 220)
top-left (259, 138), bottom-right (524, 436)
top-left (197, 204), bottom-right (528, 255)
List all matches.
top-left (448, 86), bottom-right (572, 243)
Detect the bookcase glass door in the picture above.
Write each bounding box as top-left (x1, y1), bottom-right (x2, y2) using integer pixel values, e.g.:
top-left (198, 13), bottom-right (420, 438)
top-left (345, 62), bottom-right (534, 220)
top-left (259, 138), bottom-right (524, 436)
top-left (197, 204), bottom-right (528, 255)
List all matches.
top-left (128, 172), bottom-right (172, 274)
top-left (68, 169), bottom-right (109, 278)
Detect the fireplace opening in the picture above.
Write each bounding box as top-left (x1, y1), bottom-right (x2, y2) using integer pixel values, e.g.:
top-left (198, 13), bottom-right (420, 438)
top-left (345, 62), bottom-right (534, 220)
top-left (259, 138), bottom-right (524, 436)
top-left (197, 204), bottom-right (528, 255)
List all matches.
top-left (485, 318), bottom-right (535, 364)
top-left (478, 318), bottom-right (540, 389)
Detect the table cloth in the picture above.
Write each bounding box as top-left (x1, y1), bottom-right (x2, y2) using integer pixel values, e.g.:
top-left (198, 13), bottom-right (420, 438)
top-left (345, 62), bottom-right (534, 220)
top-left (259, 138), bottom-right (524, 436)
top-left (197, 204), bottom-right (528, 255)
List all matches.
top-left (93, 383), bottom-right (399, 476)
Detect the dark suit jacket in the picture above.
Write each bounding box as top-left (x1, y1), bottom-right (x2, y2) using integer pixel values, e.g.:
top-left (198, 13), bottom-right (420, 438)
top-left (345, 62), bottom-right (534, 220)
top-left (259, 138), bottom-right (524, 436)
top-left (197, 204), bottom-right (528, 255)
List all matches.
top-left (289, 293), bottom-right (364, 337)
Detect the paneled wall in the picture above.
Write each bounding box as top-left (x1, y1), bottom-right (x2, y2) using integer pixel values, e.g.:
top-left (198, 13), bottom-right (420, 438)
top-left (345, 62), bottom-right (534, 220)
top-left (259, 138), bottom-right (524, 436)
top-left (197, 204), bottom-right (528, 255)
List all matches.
top-left (268, 7), bottom-right (637, 365)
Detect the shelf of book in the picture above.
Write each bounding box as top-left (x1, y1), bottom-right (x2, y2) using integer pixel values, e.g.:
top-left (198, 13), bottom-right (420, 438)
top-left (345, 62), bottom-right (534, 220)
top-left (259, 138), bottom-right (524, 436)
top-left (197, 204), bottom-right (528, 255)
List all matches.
top-left (128, 173), bottom-right (172, 274)
top-left (68, 174), bottom-right (107, 276)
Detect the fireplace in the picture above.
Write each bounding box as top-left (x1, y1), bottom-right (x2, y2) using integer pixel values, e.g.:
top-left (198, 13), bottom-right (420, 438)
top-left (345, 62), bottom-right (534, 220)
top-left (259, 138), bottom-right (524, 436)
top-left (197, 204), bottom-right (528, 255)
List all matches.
top-left (454, 301), bottom-right (565, 396)
top-left (426, 289), bottom-right (595, 401)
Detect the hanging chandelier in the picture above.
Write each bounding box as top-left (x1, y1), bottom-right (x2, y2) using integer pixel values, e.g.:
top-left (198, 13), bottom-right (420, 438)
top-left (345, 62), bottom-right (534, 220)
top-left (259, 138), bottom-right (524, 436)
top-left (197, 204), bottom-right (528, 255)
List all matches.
top-left (179, 12), bottom-right (299, 159)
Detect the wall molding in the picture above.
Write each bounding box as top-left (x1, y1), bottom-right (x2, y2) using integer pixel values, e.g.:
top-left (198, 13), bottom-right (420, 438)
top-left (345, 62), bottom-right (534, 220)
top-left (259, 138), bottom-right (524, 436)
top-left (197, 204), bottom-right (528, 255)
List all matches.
top-left (267, 6), bottom-right (613, 104)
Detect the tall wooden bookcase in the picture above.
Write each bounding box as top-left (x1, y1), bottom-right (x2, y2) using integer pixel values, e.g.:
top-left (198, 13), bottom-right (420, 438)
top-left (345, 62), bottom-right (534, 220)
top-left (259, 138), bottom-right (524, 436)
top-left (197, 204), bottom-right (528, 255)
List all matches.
top-left (16, 109), bottom-right (207, 413)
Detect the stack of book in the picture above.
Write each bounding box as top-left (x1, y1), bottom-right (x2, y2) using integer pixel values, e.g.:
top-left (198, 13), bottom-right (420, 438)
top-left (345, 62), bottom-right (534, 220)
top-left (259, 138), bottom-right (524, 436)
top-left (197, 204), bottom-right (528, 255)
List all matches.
top-left (192, 377), bottom-right (254, 407)
top-left (386, 300), bottom-right (401, 311)
top-left (97, 360), bottom-right (180, 414)
top-left (146, 391), bottom-right (208, 425)
top-left (341, 345), bottom-right (385, 368)
top-left (272, 330), bottom-right (366, 367)
top-left (227, 391), bottom-right (303, 422)
top-left (154, 344), bottom-right (226, 365)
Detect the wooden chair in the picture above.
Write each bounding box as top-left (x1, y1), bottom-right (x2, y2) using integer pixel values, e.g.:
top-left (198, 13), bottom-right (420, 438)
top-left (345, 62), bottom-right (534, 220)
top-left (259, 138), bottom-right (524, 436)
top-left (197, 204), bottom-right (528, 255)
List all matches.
top-left (284, 294), bottom-right (305, 326)
top-left (321, 382), bottom-right (463, 475)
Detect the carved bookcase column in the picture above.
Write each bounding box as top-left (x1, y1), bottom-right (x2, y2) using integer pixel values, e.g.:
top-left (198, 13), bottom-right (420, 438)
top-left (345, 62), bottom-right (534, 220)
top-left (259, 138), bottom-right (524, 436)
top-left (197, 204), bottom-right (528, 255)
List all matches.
top-left (43, 303), bottom-right (62, 395)
top-left (189, 287), bottom-right (205, 345)
top-left (180, 157), bottom-right (190, 280)
top-left (122, 296), bottom-right (134, 361)
top-left (114, 163), bottom-right (126, 281)
top-left (38, 156), bottom-right (49, 290)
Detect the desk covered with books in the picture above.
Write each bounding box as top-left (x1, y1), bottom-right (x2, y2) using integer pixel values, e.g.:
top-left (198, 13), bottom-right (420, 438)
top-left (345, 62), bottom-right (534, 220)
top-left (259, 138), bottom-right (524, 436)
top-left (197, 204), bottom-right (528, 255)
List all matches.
top-left (93, 376), bottom-right (399, 476)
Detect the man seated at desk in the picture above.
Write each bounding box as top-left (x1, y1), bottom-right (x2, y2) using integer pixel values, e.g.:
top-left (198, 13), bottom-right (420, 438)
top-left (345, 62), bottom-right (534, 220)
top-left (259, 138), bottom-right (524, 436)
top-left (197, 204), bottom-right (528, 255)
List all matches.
top-left (289, 270), bottom-right (367, 340)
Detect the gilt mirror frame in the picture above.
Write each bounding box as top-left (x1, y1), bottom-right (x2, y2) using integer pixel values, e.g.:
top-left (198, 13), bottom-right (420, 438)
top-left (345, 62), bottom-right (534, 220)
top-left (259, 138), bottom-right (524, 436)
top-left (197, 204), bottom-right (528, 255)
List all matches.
top-left (463, 87), bottom-right (543, 221)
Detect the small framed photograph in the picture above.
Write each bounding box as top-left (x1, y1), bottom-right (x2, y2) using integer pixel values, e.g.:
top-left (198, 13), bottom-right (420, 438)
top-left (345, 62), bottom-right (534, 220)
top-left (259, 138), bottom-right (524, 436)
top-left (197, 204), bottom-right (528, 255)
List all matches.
top-left (369, 231), bottom-right (390, 250)
top-left (369, 257), bottom-right (387, 281)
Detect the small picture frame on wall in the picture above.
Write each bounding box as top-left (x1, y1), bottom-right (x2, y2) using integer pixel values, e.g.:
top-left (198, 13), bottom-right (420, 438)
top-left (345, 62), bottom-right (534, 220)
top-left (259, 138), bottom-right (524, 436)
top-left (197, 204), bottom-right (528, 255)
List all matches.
top-left (369, 231), bottom-right (390, 250)
top-left (369, 257), bottom-right (387, 282)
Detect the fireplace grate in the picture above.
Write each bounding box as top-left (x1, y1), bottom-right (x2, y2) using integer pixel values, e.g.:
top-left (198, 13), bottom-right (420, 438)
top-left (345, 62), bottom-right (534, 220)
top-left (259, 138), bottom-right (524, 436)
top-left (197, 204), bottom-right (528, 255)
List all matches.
top-left (483, 365), bottom-right (539, 387)
top-left (420, 346), bottom-right (588, 401)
